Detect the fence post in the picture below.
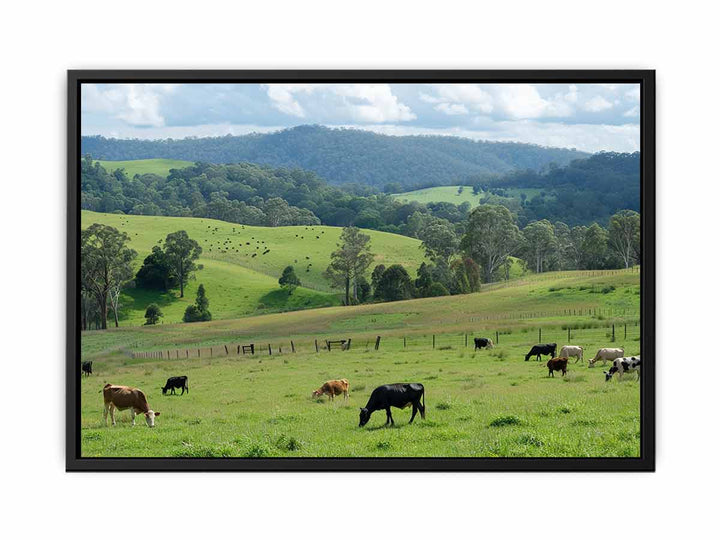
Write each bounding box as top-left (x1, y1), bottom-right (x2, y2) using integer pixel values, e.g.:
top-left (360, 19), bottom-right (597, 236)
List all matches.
top-left (404, 337), bottom-right (407, 348)
top-left (432, 335), bottom-right (435, 349)
top-left (496, 331), bottom-right (499, 345)
top-left (465, 334), bottom-right (468, 348)
top-left (612, 324), bottom-right (615, 342)
top-left (224, 345), bottom-right (229, 355)
top-left (375, 336), bottom-right (381, 350)
top-left (291, 340), bottom-right (295, 353)
top-left (568, 327), bottom-right (571, 343)
top-left (315, 339), bottom-right (319, 353)
top-left (624, 324), bottom-right (627, 340)
top-left (198, 349), bottom-right (200, 358)
top-left (238, 345), bottom-right (241, 354)
top-left (346, 338), bottom-right (352, 350)
top-left (538, 328), bottom-right (542, 343)
top-left (268, 344), bottom-right (272, 355)
top-left (186, 350), bottom-right (189, 358)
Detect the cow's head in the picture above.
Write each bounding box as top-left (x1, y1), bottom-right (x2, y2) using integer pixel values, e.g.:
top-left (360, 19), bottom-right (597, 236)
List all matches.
top-left (312, 389), bottom-right (322, 398)
top-left (161, 387), bottom-right (168, 395)
top-left (359, 408), bottom-right (371, 427)
top-left (604, 367), bottom-right (617, 382)
top-left (144, 410), bottom-right (160, 427)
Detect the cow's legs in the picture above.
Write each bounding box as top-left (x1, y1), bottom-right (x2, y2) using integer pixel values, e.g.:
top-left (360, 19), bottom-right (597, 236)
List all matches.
top-left (103, 403), bottom-right (109, 426)
top-left (385, 408), bottom-right (393, 425)
top-left (109, 404), bottom-right (117, 426)
top-left (129, 409), bottom-right (136, 426)
top-left (409, 404), bottom-right (418, 424)
top-left (343, 390), bottom-right (348, 402)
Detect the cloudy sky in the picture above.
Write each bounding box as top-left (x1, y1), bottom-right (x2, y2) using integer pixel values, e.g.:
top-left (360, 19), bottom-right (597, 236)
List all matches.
top-left (82, 83), bottom-right (640, 153)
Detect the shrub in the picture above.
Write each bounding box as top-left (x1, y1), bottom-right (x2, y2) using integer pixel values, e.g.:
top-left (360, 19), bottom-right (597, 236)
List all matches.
top-left (489, 415), bottom-right (521, 427)
top-left (144, 303), bottom-right (163, 325)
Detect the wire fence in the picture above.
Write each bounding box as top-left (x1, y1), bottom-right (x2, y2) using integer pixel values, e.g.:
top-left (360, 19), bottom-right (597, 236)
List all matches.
top-left (129, 319), bottom-right (640, 361)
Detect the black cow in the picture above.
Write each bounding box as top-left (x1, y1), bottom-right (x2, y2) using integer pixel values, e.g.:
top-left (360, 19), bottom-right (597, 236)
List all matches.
top-left (161, 376), bottom-right (189, 395)
top-left (359, 383), bottom-right (425, 427)
top-left (474, 337), bottom-right (494, 350)
top-left (81, 361), bottom-right (92, 377)
top-left (524, 343), bottom-right (557, 362)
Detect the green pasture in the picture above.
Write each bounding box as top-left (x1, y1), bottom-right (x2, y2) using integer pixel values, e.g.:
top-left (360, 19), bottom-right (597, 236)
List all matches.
top-left (81, 268), bottom-right (640, 358)
top-left (390, 185), bottom-right (550, 207)
top-left (81, 322), bottom-right (641, 458)
top-left (82, 211), bottom-right (427, 324)
top-left (391, 185), bottom-right (482, 205)
top-left (97, 158), bottom-right (194, 178)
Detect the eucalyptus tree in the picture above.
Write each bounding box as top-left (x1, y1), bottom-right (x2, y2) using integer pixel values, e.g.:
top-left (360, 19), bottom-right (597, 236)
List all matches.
top-left (460, 205), bottom-right (521, 283)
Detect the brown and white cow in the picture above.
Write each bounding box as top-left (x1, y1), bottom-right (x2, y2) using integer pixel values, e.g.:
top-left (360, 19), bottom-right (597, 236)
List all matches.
top-left (547, 357), bottom-right (569, 377)
top-left (560, 345), bottom-right (583, 363)
top-left (103, 384), bottom-right (160, 427)
top-left (588, 347), bottom-right (624, 367)
top-left (312, 379), bottom-right (349, 402)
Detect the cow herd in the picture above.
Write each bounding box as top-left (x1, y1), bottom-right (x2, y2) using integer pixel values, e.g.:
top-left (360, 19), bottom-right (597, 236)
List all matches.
top-left (87, 337), bottom-right (639, 429)
top-left (519, 341), bottom-right (641, 383)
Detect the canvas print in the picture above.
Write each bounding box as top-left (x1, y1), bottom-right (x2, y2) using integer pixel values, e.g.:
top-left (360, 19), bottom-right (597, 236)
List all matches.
top-left (76, 78), bottom-right (645, 462)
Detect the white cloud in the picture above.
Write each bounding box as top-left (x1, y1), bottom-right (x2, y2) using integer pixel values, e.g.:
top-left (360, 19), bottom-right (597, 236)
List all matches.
top-left (626, 86), bottom-right (641, 100)
top-left (435, 102), bottom-right (469, 115)
top-left (494, 84), bottom-right (575, 118)
top-left (264, 84), bottom-right (315, 117)
top-left (623, 105), bottom-right (640, 117)
top-left (263, 84), bottom-right (415, 123)
top-left (421, 84), bottom-right (493, 115)
top-left (583, 95), bottom-right (613, 112)
top-left (81, 84), bottom-right (177, 127)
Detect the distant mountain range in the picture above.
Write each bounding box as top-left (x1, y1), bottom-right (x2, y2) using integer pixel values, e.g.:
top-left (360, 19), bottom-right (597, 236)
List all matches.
top-left (81, 125), bottom-right (589, 189)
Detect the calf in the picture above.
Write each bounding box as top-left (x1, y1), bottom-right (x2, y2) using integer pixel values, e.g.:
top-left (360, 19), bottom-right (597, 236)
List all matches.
top-left (560, 345), bottom-right (583, 363)
top-left (103, 384), bottom-right (160, 427)
top-left (547, 357), bottom-right (569, 377)
top-left (161, 376), bottom-right (189, 395)
top-left (474, 337), bottom-right (494, 350)
top-left (81, 361), bottom-right (93, 377)
top-left (359, 383), bottom-right (425, 427)
top-left (605, 356), bottom-right (641, 381)
top-left (312, 379), bottom-right (349, 402)
top-left (525, 343), bottom-right (557, 362)
top-left (589, 347), bottom-right (624, 367)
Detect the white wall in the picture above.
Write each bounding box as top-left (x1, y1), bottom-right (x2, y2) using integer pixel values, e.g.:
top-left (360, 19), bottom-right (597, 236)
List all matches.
top-left (0, 1), bottom-right (716, 538)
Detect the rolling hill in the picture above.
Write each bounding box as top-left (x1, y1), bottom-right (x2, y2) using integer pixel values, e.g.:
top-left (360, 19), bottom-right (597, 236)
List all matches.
top-left (81, 211), bottom-right (427, 325)
top-left (81, 125), bottom-right (589, 189)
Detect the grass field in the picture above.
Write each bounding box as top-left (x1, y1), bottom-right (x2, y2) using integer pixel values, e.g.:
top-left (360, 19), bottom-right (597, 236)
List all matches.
top-left (82, 211), bottom-right (427, 325)
top-left (391, 185), bottom-right (482, 205)
top-left (97, 158), bottom-right (194, 178)
top-left (80, 267), bottom-right (641, 458)
top-left (81, 322), bottom-right (641, 458)
top-left (390, 185), bottom-right (551, 207)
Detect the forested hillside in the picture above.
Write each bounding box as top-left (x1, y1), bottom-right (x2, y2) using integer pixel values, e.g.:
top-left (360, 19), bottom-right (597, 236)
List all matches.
top-left (81, 125), bottom-right (588, 189)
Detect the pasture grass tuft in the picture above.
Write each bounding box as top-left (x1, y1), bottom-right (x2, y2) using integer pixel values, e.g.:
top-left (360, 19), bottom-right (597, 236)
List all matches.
top-left (489, 415), bottom-right (521, 427)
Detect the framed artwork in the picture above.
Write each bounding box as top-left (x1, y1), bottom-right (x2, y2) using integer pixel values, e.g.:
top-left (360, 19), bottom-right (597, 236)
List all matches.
top-left (67, 70), bottom-right (654, 471)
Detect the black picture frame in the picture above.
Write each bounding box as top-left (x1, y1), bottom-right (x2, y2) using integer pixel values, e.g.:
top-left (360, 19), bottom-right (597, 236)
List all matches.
top-left (67, 69), bottom-right (655, 472)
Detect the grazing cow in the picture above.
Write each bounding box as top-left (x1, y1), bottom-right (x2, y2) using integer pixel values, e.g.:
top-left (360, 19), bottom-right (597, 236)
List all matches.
top-left (103, 384), bottom-right (160, 428)
top-left (359, 383), bottom-right (425, 427)
top-left (161, 376), bottom-right (188, 395)
top-left (605, 356), bottom-right (641, 381)
top-left (81, 361), bottom-right (92, 377)
top-left (560, 345), bottom-right (584, 363)
top-left (589, 347), bottom-right (625, 367)
top-left (524, 343), bottom-right (557, 362)
top-left (547, 357), bottom-right (569, 377)
top-left (474, 337), bottom-right (494, 350)
top-left (312, 379), bottom-right (349, 402)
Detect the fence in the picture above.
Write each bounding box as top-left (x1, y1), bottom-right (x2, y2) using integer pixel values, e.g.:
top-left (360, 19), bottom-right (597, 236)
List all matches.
top-left (129, 319), bottom-right (640, 361)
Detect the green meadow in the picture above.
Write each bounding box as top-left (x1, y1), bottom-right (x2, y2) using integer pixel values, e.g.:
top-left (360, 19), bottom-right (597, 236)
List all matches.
top-left (97, 158), bottom-right (194, 178)
top-left (81, 267), bottom-right (641, 458)
top-left (82, 211), bottom-right (427, 325)
top-left (391, 185), bottom-right (482, 205)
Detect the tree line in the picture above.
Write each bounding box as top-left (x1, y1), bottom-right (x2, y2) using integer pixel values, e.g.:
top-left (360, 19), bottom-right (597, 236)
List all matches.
top-left (322, 206), bottom-right (640, 306)
top-left (80, 224), bottom-right (207, 330)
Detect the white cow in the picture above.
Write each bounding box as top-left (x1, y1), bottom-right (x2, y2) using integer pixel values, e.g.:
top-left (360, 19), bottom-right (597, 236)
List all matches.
top-left (589, 347), bottom-right (624, 367)
top-left (560, 345), bottom-right (584, 363)
top-left (604, 356), bottom-right (641, 381)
